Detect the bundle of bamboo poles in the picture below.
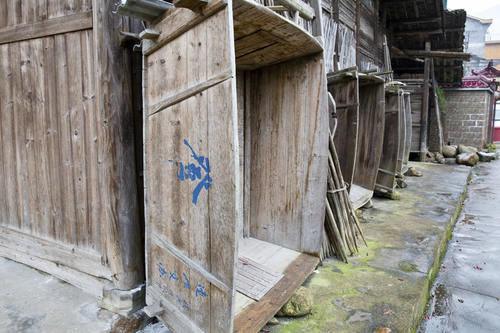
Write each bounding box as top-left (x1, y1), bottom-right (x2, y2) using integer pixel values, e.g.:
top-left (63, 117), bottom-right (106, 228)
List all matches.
top-left (321, 130), bottom-right (366, 262)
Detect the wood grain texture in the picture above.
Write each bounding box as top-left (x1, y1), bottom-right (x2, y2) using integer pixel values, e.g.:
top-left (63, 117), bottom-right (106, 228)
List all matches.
top-left (0, 0), bottom-right (92, 29)
top-left (248, 54), bottom-right (327, 255)
top-left (375, 89), bottom-right (401, 195)
top-left (92, 0), bottom-right (143, 290)
top-left (145, 7), bottom-right (238, 332)
top-left (233, 0), bottom-right (323, 70)
top-left (0, 1), bottom-right (143, 293)
top-left (329, 75), bottom-right (359, 187)
top-left (353, 80), bottom-right (385, 191)
top-left (0, 11), bottom-right (93, 45)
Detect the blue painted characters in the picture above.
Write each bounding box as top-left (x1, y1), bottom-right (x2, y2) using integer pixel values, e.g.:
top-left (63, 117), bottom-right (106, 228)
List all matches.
top-left (156, 260), bottom-right (209, 313)
top-left (171, 139), bottom-right (212, 205)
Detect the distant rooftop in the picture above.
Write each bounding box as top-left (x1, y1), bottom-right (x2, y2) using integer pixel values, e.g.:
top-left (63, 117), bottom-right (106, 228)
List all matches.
top-left (467, 15), bottom-right (493, 25)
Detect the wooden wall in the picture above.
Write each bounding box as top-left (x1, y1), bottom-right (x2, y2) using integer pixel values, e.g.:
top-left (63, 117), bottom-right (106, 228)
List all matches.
top-left (0, 0), bottom-right (143, 294)
top-left (248, 54), bottom-right (328, 255)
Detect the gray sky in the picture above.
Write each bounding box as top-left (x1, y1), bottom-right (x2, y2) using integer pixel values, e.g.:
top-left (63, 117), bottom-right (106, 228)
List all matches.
top-left (448, 0), bottom-right (500, 40)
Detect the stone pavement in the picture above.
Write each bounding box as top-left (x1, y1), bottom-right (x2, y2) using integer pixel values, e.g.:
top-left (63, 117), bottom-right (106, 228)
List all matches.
top-left (266, 162), bottom-right (471, 333)
top-left (0, 256), bottom-right (119, 333)
top-left (418, 156), bottom-right (500, 332)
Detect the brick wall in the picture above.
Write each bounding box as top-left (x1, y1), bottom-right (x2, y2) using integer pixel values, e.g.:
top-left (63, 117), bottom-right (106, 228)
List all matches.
top-left (442, 89), bottom-right (493, 148)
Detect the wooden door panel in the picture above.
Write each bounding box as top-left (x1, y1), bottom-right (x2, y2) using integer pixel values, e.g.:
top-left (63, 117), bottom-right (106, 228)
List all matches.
top-left (144, 6), bottom-right (238, 333)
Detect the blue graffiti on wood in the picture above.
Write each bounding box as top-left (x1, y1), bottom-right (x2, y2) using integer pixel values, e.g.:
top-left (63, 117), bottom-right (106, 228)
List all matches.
top-left (170, 139), bottom-right (212, 205)
top-left (156, 261), bottom-right (208, 312)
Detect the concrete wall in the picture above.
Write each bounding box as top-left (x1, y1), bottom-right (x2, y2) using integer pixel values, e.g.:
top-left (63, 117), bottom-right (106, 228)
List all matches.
top-left (443, 89), bottom-right (494, 148)
top-left (464, 17), bottom-right (491, 58)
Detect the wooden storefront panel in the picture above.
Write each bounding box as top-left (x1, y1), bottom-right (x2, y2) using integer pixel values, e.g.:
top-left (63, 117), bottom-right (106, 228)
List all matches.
top-left (144, 6), bottom-right (238, 333)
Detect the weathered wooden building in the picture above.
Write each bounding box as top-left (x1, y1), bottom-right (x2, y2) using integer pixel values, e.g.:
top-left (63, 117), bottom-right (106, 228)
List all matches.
top-left (0, 0), bottom-right (145, 313)
top-left (383, 0), bottom-right (468, 157)
top-left (117, 0), bottom-right (330, 331)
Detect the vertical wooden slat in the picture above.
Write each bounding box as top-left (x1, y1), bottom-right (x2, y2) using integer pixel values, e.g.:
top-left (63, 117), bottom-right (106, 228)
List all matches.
top-left (43, 36), bottom-right (63, 239)
top-left (67, 31), bottom-right (88, 248)
top-left (0, 45), bottom-right (8, 225)
top-left (81, 29), bottom-right (99, 251)
top-left (55, 34), bottom-right (77, 243)
top-left (14, 42), bottom-right (30, 232)
top-left (2, 44), bottom-right (20, 229)
top-left (32, 38), bottom-right (52, 237)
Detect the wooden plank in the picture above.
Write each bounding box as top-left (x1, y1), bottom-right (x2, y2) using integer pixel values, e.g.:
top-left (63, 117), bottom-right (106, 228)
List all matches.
top-left (274, 0), bottom-right (315, 20)
top-left (54, 33), bottom-right (77, 244)
top-left (31, 37), bottom-right (52, 238)
top-left (0, 225), bottom-right (111, 279)
top-left (42, 35), bottom-right (64, 242)
top-left (1, 44), bottom-right (20, 230)
top-left (0, 44), bottom-right (8, 226)
top-left (236, 256), bottom-right (283, 301)
top-left (21, 39), bottom-right (39, 237)
top-left (233, 253), bottom-right (319, 333)
top-left (80, 29), bottom-right (100, 251)
top-left (375, 89), bottom-right (401, 196)
top-left (330, 76), bottom-right (358, 187)
top-left (66, 31), bottom-right (88, 248)
top-left (0, 11), bottom-right (93, 45)
top-left (353, 82), bottom-right (385, 191)
top-left (12, 42), bottom-right (30, 232)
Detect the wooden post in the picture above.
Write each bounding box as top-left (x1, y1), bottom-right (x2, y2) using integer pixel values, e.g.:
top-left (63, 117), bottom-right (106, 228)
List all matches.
top-left (431, 59), bottom-right (444, 152)
top-left (420, 41), bottom-right (431, 161)
top-left (92, 0), bottom-right (144, 290)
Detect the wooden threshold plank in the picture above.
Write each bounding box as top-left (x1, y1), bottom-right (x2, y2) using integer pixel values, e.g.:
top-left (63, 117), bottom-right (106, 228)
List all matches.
top-left (0, 11), bottom-right (93, 45)
top-left (233, 253), bottom-right (319, 333)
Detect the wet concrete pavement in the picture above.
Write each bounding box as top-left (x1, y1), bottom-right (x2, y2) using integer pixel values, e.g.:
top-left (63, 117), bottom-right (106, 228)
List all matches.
top-left (418, 157), bottom-right (500, 332)
top-left (266, 162), bottom-right (471, 333)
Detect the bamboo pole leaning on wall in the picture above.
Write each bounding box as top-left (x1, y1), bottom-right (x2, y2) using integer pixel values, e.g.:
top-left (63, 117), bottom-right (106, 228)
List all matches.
top-left (321, 129), bottom-right (366, 262)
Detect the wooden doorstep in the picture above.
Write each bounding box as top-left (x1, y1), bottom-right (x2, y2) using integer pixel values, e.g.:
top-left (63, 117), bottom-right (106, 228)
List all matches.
top-left (233, 253), bottom-right (319, 333)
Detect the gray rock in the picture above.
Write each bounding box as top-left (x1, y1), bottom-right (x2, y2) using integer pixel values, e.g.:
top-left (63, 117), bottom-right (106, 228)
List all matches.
top-left (406, 167), bottom-right (423, 177)
top-left (435, 152), bottom-right (445, 164)
top-left (425, 152), bottom-right (436, 163)
top-left (456, 153), bottom-right (479, 166)
top-left (458, 144), bottom-right (478, 154)
top-left (396, 178), bottom-right (408, 188)
top-left (277, 286), bottom-right (312, 317)
top-left (444, 158), bottom-right (456, 165)
top-left (477, 151), bottom-right (496, 162)
top-left (442, 145), bottom-right (457, 158)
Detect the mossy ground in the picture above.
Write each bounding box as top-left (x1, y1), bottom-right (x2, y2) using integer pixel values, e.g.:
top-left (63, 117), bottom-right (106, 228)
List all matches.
top-left (266, 163), bottom-right (471, 333)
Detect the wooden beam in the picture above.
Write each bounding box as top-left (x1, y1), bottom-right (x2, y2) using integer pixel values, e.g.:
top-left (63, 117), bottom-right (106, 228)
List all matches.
top-left (420, 41), bottom-right (431, 161)
top-left (0, 11), bottom-right (92, 45)
top-left (92, 0), bottom-right (144, 290)
top-left (394, 27), bottom-right (463, 36)
top-left (389, 16), bottom-right (441, 25)
top-left (275, 0), bottom-right (315, 20)
top-left (398, 50), bottom-right (471, 61)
